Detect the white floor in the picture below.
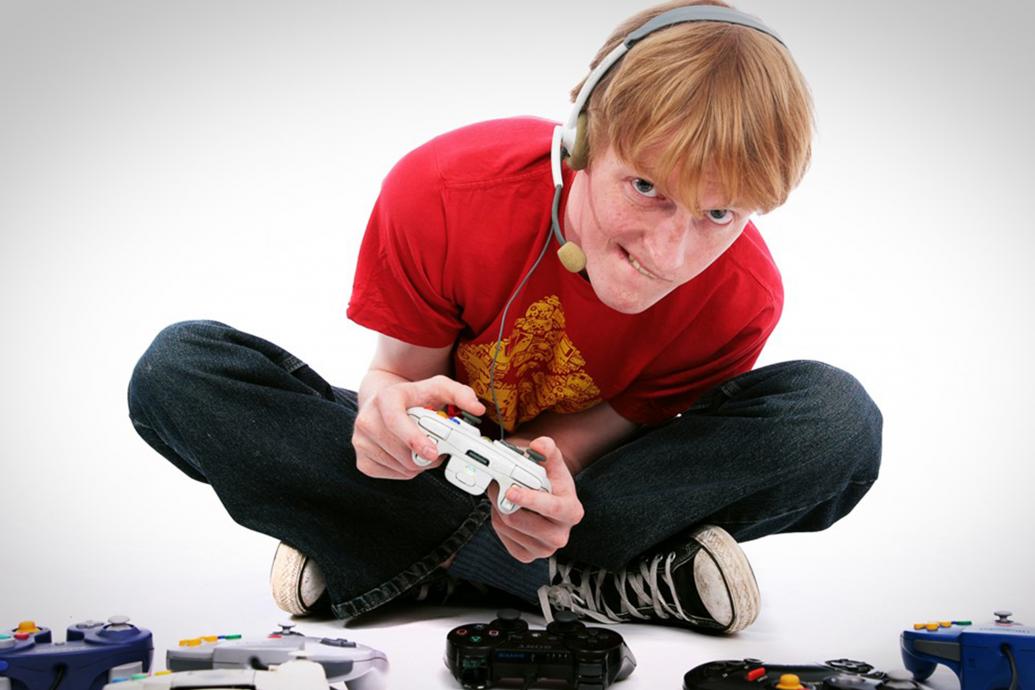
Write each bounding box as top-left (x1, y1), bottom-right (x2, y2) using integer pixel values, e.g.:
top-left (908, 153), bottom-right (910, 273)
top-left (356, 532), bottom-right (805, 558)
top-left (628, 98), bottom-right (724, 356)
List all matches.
top-left (0, 491), bottom-right (1015, 689)
top-left (2, 1), bottom-right (1034, 689)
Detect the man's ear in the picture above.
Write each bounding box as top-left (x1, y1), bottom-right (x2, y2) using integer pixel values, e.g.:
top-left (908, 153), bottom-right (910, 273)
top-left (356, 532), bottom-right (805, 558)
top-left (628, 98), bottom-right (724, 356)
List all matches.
top-left (567, 112), bottom-right (591, 171)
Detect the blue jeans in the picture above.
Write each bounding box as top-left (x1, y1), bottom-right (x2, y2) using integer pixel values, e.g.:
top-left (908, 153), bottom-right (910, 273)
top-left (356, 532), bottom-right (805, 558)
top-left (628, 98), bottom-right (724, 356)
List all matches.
top-left (127, 320), bottom-right (882, 619)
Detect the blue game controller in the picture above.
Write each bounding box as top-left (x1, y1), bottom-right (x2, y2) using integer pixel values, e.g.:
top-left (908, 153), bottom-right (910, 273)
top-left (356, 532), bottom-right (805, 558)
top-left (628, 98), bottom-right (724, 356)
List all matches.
top-left (900, 610), bottom-right (1033, 690)
top-left (0, 616), bottom-right (153, 690)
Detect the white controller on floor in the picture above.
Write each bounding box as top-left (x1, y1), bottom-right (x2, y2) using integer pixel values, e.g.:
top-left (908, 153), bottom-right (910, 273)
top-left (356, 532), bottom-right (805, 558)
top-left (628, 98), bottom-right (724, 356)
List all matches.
top-left (407, 407), bottom-right (551, 514)
top-left (102, 659), bottom-right (330, 689)
top-left (165, 625), bottom-right (387, 690)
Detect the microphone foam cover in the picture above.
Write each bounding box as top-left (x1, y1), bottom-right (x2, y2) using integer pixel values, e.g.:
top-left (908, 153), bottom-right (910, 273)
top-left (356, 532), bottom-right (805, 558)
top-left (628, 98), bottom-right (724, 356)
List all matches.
top-left (557, 241), bottom-right (587, 273)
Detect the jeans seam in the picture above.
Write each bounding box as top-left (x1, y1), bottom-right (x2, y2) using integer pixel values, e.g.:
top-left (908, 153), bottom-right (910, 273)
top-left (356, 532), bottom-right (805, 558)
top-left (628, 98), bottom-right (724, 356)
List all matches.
top-left (715, 478), bottom-right (877, 525)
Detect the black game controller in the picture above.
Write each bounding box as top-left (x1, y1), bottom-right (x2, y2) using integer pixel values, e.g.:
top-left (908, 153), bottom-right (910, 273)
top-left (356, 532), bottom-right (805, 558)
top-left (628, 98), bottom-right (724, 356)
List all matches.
top-left (445, 609), bottom-right (636, 689)
top-left (683, 659), bottom-right (922, 690)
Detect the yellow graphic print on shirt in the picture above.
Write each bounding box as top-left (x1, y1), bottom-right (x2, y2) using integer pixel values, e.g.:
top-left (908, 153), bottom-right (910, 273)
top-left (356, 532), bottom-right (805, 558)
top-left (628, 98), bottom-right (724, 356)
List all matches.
top-left (456, 295), bottom-right (602, 431)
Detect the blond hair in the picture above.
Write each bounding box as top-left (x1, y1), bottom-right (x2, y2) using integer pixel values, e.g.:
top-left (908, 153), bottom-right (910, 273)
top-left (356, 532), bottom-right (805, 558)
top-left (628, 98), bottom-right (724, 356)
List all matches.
top-left (574, 0), bottom-right (814, 214)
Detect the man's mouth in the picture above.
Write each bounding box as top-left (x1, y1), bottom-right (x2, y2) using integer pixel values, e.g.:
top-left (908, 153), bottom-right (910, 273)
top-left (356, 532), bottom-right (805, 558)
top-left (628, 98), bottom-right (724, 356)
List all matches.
top-left (621, 246), bottom-right (661, 280)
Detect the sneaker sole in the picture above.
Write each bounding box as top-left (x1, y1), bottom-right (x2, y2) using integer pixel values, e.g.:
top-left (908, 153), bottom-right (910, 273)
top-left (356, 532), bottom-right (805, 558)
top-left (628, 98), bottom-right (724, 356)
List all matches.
top-left (270, 543), bottom-right (316, 616)
top-left (691, 525), bottom-right (760, 633)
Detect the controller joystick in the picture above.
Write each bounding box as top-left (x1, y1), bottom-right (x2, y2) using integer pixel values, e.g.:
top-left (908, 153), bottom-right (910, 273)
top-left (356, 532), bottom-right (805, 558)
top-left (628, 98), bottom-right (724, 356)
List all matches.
top-left (407, 407), bottom-right (552, 515)
top-left (994, 611), bottom-right (1013, 624)
top-left (446, 611), bottom-right (635, 689)
top-left (876, 670), bottom-right (920, 690)
top-left (546, 611), bottom-right (584, 635)
top-left (491, 609), bottom-right (528, 633)
top-left (824, 675), bottom-right (869, 689)
top-left (273, 623), bottom-right (303, 637)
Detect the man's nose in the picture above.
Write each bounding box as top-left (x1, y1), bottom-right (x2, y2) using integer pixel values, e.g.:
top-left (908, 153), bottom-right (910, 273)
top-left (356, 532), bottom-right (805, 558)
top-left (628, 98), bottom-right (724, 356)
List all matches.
top-left (643, 214), bottom-right (691, 272)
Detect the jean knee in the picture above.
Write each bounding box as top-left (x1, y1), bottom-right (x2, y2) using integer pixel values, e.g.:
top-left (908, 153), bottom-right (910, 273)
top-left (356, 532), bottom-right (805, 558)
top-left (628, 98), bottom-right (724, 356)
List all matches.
top-left (797, 361), bottom-right (883, 482)
top-left (128, 320), bottom-right (229, 416)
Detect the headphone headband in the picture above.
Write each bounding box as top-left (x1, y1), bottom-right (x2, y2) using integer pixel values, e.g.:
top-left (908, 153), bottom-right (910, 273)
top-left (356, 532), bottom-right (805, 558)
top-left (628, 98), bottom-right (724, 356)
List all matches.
top-left (624, 6), bottom-right (783, 48)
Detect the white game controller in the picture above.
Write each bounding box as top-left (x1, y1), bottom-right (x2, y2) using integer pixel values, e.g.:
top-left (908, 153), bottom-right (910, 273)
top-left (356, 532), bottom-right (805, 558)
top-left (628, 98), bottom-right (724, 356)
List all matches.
top-left (101, 659), bottom-right (330, 689)
top-left (407, 407), bottom-right (551, 514)
top-left (165, 625), bottom-right (387, 690)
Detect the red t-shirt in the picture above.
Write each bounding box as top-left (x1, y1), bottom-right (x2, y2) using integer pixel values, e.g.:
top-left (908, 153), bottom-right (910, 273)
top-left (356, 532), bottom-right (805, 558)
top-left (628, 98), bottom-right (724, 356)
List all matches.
top-left (347, 117), bottom-right (782, 430)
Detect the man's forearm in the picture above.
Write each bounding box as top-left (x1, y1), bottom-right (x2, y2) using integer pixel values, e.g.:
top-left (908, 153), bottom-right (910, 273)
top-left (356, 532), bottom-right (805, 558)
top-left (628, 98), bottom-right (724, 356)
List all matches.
top-left (508, 403), bottom-right (640, 476)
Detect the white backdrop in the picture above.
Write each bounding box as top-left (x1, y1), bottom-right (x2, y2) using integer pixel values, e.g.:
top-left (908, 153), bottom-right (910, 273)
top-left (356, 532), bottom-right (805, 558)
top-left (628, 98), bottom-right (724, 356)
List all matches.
top-left (1, 2), bottom-right (1033, 689)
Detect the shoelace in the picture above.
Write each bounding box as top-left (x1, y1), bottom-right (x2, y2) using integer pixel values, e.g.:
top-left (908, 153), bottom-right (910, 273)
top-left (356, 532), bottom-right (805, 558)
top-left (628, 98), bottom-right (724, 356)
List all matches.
top-left (536, 551), bottom-right (691, 624)
top-left (411, 573), bottom-right (458, 602)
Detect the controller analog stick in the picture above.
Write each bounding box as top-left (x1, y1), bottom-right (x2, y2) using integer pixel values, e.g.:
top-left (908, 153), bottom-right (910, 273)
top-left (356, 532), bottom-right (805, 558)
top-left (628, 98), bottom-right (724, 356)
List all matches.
top-left (547, 611), bottom-right (584, 634)
top-left (878, 671), bottom-right (920, 690)
top-left (492, 609), bottom-right (528, 633)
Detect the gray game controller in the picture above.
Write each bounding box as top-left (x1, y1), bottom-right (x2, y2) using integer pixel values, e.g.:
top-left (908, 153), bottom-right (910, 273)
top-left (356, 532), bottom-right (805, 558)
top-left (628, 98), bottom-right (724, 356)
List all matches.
top-left (102, 659), bottom-right (331, 689)
top-left (407, 407), bottom-right (551, 514)
top-left (165, 624), bottom-right (387, 690)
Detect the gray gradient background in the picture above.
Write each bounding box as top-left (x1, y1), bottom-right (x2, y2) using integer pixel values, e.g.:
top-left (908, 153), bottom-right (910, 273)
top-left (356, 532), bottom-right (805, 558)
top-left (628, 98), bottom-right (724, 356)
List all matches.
top-left (1, 1), bottom-right (1033, 688)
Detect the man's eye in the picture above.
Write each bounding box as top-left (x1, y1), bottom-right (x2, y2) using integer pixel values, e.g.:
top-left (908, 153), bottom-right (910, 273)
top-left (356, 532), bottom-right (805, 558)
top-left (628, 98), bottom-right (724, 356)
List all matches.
top-left (631, 178), bottom-right (658, 198)
top-left (707, 209), bottom-right (734, 225)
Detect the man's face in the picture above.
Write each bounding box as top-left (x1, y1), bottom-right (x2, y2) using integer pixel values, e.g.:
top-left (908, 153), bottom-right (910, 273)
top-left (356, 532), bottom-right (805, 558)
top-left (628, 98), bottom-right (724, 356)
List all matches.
top-left (564, 145), bottom-right (754, 314)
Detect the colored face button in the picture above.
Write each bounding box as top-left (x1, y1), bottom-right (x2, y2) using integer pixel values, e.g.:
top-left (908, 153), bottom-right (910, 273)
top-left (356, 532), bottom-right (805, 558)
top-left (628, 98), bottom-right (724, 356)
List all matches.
top-left (15, 621), bottom-right (39, 634)
top-left (179, 638), bottom-right (202, 647)
top-left (925, 623), bottom-right (940, 631)
top-left (953, 620), bottom-right (971, 626)
top-left (746, 667), bottom-right (766, 682)
top-left (13, 633), bottom-right (31, 641)
top-left (221, 634), bottom-right (242, 640)
top-left (470, 636), bottom-right (482, 643)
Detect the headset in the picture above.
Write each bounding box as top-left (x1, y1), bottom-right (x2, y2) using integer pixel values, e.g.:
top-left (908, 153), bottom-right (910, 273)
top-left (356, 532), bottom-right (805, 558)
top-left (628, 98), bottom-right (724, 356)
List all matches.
top-left (487, 4), bottom-right (786, 436)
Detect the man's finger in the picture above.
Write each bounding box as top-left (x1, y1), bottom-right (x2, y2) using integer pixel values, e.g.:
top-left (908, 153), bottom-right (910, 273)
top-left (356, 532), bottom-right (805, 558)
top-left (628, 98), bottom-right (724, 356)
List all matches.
top-left (529, 436), bottom-right (577, 494)
top-left (354, 437), bottom-right (420, 479)
top-left (504, 485), bottom-right (579, 524)
top-left (416, 375), bottom-right (487, 416)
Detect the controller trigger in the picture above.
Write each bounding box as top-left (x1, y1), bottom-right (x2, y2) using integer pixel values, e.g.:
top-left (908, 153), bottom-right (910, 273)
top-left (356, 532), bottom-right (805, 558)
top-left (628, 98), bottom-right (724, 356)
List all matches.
top-left (459, 410), bottom-right (482, 427)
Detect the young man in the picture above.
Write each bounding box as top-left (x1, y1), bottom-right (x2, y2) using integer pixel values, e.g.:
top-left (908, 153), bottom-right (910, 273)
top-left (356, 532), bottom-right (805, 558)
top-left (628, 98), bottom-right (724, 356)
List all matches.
top-left (128, 1), bottom-right (881, 634)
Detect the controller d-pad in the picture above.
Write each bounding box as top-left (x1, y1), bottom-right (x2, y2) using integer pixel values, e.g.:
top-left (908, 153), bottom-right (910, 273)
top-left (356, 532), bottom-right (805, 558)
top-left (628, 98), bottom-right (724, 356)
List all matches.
top-left (827, 660), bottom-right (873, 674)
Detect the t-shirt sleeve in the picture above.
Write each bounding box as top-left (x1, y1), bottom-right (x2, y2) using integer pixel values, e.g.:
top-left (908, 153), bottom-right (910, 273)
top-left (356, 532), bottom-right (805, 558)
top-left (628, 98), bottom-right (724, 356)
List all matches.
top-left (608, 299), bottom-right (780, 426)
top-left (346, 140), bottom-right (464, 347)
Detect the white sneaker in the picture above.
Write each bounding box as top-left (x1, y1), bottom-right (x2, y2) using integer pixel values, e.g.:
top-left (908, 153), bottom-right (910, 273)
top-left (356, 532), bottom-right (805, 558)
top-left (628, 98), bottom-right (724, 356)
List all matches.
top-left (269, 542), bottom-right (329, 616)
top-left (537, 524), bottom-right (760, 633)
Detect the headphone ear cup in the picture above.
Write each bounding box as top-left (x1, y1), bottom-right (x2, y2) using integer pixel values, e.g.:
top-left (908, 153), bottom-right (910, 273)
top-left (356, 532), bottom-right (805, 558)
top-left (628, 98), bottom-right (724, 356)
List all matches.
top-left (567, 112), bottom-right (590, 170)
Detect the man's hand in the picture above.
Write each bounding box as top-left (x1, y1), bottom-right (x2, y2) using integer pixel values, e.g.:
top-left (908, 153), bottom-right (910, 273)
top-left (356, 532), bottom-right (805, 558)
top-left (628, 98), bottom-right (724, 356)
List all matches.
top-left (486, 436), bottom-right (584, 563)
top-left (353, 375), bottom-right (485, 480)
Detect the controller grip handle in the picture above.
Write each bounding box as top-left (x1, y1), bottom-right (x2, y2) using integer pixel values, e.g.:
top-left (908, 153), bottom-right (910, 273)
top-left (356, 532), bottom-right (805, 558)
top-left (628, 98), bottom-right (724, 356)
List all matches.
top-left (901, 646), bottom-right (938, 681)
